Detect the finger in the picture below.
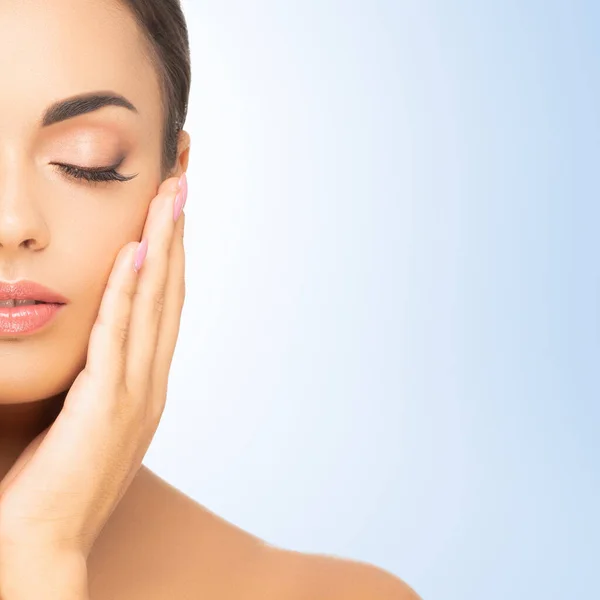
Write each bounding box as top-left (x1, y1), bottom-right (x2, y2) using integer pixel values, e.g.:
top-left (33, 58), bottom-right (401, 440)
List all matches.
top-left (156, 175), bottom-right (179, 197)
top-left (151, 210), bottom-right (186, 414)
top-left (85, 241), bottom-right (140, 385)
top-left (0, 238), bottom-right (153, 548)
top-left (125, 177), bottom-right (181, 398)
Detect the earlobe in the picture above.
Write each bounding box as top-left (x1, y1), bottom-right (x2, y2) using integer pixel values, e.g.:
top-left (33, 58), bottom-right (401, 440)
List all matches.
top-left (177, 130), bottom-right (191, 173)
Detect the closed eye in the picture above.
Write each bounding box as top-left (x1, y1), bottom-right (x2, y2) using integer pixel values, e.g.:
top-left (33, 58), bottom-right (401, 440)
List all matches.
top-left (52, 162), bottom-right (138, 184)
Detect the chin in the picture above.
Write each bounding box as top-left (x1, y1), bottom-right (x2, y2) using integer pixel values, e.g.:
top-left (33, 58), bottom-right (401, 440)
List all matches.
top-left (0, 340), bottom-right (87, 405)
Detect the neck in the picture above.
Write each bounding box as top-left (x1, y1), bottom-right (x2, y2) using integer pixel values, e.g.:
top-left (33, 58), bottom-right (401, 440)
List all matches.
top-left (0, 392), bottom-right (66, 481)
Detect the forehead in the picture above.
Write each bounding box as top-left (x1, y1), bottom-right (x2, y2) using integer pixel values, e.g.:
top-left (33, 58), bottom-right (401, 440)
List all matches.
top-left (0, 0), bottom-right (160, 131)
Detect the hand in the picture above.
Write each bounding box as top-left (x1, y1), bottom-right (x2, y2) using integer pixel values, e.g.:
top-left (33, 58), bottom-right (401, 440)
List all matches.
top-left (0, 174), bottom-right (187, 596)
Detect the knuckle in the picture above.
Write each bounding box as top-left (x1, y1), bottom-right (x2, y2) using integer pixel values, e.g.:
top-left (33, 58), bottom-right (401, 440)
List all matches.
top-left (105, 385), bottom-right (130, 425)
top-left (117, 322), bottom-right (129, 347)
top-left (153, 287), bottom-right (166, 314)
top-left (123, 276), bottom-right (137, 301)
top-left (116, 348), bottom-right (127, 379)
top-left (112, 387), bottom-right (140, 428)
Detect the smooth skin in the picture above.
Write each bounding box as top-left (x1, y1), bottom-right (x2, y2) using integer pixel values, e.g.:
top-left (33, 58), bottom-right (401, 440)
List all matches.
top-left (0, 1), bottom-right (420, 598)
top-left (0, 176), bottom-right (186, 598)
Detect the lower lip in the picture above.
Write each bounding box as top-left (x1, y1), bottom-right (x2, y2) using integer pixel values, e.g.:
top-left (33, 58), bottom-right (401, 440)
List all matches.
top-left (0, 303), bottom-right (66, 335)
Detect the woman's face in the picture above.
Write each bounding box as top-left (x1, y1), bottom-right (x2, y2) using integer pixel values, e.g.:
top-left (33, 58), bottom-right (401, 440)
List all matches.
top-left (0, 0), bottom-right (188, 403)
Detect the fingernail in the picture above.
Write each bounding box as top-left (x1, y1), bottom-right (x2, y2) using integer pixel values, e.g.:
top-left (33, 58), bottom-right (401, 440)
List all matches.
top-left (180, 172), bottom-right (188, 208)
top-left (134, 239), bottom-right (149, 272)
top-left (173, 191), bottom-right (184, 222)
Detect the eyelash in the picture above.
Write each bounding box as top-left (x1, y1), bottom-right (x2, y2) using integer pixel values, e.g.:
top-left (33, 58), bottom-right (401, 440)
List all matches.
top-left (53, 163), bottom-right (136, 184)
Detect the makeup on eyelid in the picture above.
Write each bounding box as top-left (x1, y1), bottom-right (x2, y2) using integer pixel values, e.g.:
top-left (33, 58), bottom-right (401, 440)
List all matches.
top-left (41, 122), bottom-right (135, 166)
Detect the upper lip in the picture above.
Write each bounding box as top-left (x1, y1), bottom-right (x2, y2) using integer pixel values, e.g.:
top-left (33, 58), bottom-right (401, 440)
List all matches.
top-left (0, 280), bottom-right (69, 304)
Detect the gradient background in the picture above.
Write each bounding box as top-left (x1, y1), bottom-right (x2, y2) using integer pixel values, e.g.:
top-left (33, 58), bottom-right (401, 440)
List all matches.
top-left (144, 2), bottom-right (600, 598)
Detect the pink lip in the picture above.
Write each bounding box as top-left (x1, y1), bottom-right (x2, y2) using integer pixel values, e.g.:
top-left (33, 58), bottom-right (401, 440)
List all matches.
top-left (0, 303), bottom-right (66, 336)
top-left (0, 279), bottom-right (69, 304)
top-left (0, 280), bottom-right (69, 336)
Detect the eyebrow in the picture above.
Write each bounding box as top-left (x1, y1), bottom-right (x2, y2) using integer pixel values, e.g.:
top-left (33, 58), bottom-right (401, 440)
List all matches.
top-left (41, 91), bottom-right (139, 127)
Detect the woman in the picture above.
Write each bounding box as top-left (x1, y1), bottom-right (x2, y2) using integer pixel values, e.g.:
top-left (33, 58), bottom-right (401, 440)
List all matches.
top-left (0, 1), bottom-right (420, 598)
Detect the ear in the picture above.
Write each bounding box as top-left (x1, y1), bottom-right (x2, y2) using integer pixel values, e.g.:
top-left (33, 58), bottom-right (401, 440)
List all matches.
top-left (174, 129), bottom-right (191, 175)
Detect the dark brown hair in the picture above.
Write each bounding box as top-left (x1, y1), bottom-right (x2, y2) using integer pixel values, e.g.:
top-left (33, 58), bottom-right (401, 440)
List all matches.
top-left (119, 0), bottom-right (191, 179)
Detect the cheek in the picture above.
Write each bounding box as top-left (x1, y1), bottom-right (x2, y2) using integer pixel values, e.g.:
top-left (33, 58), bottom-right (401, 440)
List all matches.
top-left (52, 185), bottom-right (155, 305)
top-left (65, 212), bottom-right (145, 307)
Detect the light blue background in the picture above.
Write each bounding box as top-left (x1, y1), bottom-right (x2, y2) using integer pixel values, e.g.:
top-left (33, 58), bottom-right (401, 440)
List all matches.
top-left (145, 2), bottom-right (600, 598)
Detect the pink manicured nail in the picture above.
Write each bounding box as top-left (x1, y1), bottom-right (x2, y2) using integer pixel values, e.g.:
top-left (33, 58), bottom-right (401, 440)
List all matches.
top-left (173, 191), bottom-right (184, 222)
top-left (134, 239), bottom-right (148, 272)
top-left (180, 172), bottom-right (188, 208)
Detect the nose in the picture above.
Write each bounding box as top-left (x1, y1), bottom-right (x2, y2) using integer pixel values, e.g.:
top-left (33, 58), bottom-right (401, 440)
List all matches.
top-left (0, 181), bottom-right (49, 254)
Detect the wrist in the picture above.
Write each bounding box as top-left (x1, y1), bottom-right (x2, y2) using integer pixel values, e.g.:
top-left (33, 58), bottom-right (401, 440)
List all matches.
top-left (0, 548), bottom-right (89, 600)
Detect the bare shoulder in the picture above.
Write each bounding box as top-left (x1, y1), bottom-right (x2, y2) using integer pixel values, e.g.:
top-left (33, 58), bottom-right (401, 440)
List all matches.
top-left (88, 466), bottom-right (270, 599)
top-left (248, 546), bottom-right (422, 600)
top-left (88, 467), bottom-right (420, 600)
